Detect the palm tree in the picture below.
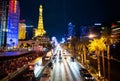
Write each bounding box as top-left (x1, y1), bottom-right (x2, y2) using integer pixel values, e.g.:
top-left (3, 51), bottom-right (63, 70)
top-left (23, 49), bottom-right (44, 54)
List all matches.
top-left (101, 26), bottom-right (118, 80)
top-left (71, 36), bottom-right (80, 58)
top-left (69, 36), bottom-right (86, 65)
top-left (88, 37), bottom-right (106, 77)
top-left (101, 26), bottom-right (118, 60)
top-left (103, 36), bottom-right (117, 81)
top-left (79, 37), bottom-right (88, 66)
top-left (73, 38), bottom-right (84, 64)
top-left (105, 36), bottom-right (118, 59)
top-left (71, 36), bottom-right (89, 66)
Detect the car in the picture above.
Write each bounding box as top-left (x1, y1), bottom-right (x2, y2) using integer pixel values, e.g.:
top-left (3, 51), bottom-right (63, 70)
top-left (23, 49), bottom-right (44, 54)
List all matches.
top-left (44, 56), bottom-right (51, 61)
top-left (64, 56), bottom-right (67, 59)
top-left (48, 61), bottom-right (53, 67)
top-left (52, 56), bottom-right (56, 60)
top-left (59, 53), bottom-right (61, 56)
top-left (71, 57), bottom-right (74, 62)
top-left (41, 73), bottom-right (48, 77)
top-left (59, 56), bottom-right (62, 59)
top-left (80, 68), bottom-right (94, 81)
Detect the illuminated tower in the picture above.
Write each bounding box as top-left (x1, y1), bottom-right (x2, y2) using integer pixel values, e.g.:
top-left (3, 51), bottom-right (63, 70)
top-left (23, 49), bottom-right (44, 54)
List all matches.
top-left (6, 0), bottom-right (20, 47)
top-left (67, 22), bottom-right (75, 37)
top-left (0, 0), bottom-right (9, 47)
top-left (35, 5), bottom-right (46, 36)
top-left (18, 21), bottom-right (26, 40)
top-left (33, 5), bottom-right (50, 45)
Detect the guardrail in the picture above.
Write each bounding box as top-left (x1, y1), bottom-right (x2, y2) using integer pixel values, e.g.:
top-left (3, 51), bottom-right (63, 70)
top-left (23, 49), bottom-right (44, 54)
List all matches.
top-left (33, 61), bottom-right (51, 81)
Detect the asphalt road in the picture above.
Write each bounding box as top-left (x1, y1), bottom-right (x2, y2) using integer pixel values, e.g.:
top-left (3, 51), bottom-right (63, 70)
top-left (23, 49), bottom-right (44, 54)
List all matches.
top-left (40, 49), bottom-right (85, 81)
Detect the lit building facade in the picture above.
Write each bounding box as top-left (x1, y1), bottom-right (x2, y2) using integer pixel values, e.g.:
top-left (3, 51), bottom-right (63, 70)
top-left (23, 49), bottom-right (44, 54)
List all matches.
top-left (6, 0), bottom-right (20, 47)
top-left (0, 1), bottom-right (2, 25)
top-left (0, 0), bottom-right (9, 47)
top-left (80, 26), bottom-right (88, 37)
top-left (67, 22), bottom-right (75, 37)
top-left (111, 21), bottom-right (120, 40)
top-left (34, 5), bottom-right (46, 37)
top-left (18, 21), bottom-right (26, 40)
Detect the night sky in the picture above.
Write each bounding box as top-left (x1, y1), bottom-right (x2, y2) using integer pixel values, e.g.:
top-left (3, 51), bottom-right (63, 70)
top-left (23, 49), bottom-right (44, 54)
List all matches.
top-left (19, 0), bottom-right (120, 41)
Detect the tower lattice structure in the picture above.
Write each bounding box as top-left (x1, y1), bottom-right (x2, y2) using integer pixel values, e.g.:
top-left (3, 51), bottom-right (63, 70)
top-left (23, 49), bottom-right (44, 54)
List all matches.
top-left (35, 5), bottom-right (46, 37)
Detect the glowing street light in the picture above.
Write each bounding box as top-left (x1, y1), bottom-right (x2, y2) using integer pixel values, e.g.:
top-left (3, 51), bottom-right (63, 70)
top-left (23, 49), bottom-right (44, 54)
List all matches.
top-left (88, 34), bottom-right (96, 38)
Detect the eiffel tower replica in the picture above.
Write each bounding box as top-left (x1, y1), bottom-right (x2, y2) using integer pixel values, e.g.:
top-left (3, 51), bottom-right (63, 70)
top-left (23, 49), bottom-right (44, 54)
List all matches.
top-left (33, 5), bottom-right (50, 45)
top-left (34, 5), bottom-right (46, 36)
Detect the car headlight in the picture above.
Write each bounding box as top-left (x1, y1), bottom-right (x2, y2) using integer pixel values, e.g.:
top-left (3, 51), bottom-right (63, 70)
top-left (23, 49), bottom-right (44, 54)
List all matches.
top-left (92, 77), bottom-right (94, 79)
top-left (85, 77), bottom-right (88, 79)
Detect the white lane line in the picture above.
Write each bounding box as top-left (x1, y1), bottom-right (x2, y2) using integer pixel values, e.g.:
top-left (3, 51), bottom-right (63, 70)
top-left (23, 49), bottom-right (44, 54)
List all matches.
top-left (63, 58), bottom-right (74, 81)
top-left (67, 59), bottom-right (83, 81)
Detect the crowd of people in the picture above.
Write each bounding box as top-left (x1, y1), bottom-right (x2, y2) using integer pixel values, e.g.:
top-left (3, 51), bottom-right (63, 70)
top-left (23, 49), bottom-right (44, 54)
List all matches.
top-left (0, 51), bottom-right (45, 80)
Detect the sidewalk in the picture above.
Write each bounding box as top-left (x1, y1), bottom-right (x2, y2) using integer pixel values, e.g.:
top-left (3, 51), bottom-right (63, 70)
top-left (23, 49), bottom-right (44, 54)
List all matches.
top-left (76, 59), bottom-right (107, 81)
top-left (83, 64), bottom-right (108, 81)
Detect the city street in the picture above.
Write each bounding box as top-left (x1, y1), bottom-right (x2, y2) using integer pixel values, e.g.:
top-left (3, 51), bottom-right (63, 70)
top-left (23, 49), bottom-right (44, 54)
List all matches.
top-left (52, 56), bottom-right (84, 81)
top-left (40, 48), bottom-right (85, 81)
top-left (0, 0), bottom-right (120, 81)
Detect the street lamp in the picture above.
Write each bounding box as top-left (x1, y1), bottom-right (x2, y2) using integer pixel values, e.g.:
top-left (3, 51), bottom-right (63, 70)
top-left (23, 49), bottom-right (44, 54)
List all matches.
top-left (88, 34), bottom-right (96, 38)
